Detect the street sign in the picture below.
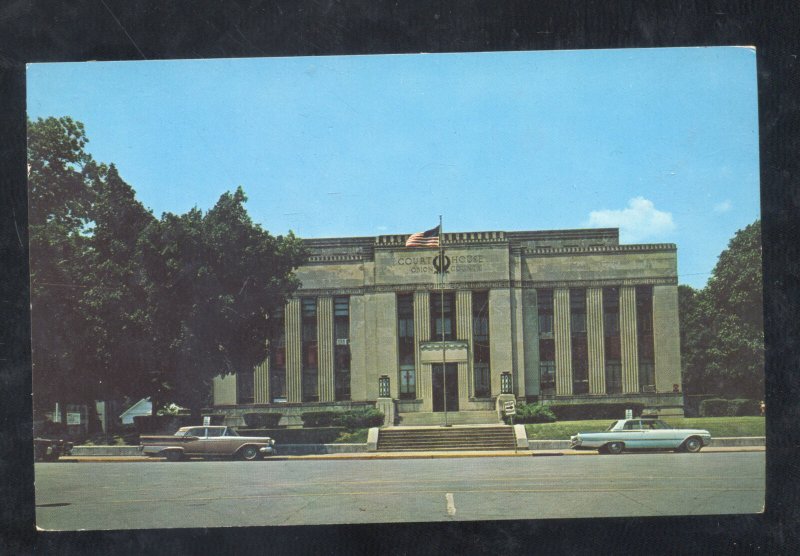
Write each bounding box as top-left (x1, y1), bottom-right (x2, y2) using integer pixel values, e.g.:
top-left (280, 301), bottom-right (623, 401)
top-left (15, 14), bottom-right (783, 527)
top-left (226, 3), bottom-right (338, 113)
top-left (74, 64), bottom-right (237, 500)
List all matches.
top-left (625, 409), bottom-right (633, 420)
top-left (66, 412), bottom-right (81, 425)
top-left (203, 416), bottom-right (211, 427)
top-left (504, 401), bottom-right (516, 416)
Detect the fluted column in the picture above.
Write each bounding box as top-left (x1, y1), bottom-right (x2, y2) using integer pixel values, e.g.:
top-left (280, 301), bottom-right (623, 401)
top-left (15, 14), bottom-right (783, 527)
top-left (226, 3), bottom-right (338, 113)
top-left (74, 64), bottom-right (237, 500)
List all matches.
top-left (285, 298), bottom-right (302, 402)
top-left (253, 357), bottom-right (270, 404)
top-left (414, 291), bottom-right (432, 410)
top-left (586, 287), bottom-right (606, 394)
top-left (553, 288), bottom-right (572, 396)
top-left (317, 296), bottom-right (335, 402)
top-left (456, 290), bottom-right (472, 402)
top-left (620, 286), bottom-right (639, 393)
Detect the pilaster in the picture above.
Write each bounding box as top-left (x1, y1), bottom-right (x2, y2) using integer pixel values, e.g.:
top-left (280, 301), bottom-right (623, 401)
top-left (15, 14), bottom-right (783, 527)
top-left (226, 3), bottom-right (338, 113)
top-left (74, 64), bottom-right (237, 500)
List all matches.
top-left (586, 287), bottom-right (606, 394)
top-left (285, 298), bottom-right (302, 402)
top-left (253, 358), bottom-right (270, 404)
top-left (414, 291), bottom-right (432, 411)
top-left (653, 285), bottom-right (682, 392)
top-left (620, 286), bottom-right (639, 393)
top-left (456, 290), bottom-right (472, 402)
top-left (553, 288), bottom-right (572, 396)
top-left (317, 296), bottom-right (335, 402)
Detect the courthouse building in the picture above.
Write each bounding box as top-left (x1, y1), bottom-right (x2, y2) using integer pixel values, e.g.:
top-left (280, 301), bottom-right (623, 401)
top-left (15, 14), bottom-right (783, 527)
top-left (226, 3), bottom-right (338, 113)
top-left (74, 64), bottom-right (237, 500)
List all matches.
top-left (212, 227), bottom-right (684, 424)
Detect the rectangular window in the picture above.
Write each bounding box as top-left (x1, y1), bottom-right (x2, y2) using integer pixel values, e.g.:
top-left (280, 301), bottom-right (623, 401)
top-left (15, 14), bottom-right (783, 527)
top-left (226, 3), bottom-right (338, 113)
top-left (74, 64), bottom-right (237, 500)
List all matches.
top-left (269, 304), bottom-right (287, 402)
top-left (473, 363), bottom-right (491, 398)
top-left (603, 287), bottom-right (621, 393)
top-left (636, 286), bottom-right (655, 391)
top-left (472, 291), bottom-right (491, 397)
top-left (334, 296), bottom-right (350, 401)
top-left (237, 370), bottom-right (254, 404)
top-left (539, 337), bottom-right (556, 396)
top-left (399, 364), bottom-right (416, 398)
top-left (570, 289), bottom-right (588, 394)
top-left (397, 294), bottom-right (416, 399)
top-left (302, 297), bottom-right (318, 402)
top-left (537, 289), bottom-right (554, 336)
top-left (606, 360), bottom-right (622, 394)
top-left (430, 292), bottom-right (456, 340)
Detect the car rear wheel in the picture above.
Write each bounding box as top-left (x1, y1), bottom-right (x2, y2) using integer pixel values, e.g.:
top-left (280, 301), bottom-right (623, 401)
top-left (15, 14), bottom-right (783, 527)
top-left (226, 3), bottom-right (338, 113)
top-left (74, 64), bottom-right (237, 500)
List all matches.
top-left (606, 442), bottom-right (625, 455)
top-left (683, 437), bottom-right (703, 453)
top-left (240, 445), bottom-right (262, 461)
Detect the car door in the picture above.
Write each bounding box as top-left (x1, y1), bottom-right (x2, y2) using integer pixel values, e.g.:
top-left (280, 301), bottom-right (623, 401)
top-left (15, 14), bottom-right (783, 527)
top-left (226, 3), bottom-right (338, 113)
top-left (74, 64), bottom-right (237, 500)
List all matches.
top-left (182, 427), bottom-right (206, 456)
top-left (621, 420), bottom-right (647, 448)
top-left (203, 427), bottom-right (235, 456)
top-left (645, 420), bottom-right (681, 448)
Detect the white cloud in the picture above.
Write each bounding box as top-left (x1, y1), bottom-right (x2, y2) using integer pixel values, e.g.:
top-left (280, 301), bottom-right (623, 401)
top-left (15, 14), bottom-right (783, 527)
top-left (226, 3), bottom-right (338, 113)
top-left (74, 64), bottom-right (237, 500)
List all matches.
top-left (713, 199), bottom-right (733, 213)
top-left (585, 197), bottom-right (675, 243)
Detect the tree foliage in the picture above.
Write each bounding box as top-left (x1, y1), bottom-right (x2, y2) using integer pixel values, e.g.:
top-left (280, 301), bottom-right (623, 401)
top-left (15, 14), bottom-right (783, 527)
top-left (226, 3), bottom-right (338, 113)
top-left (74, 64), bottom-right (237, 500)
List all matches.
top-left (680, 221), bottom-right (764, 398)
top-left (28, 116), bottom-right (307, 415)
top-left (28, 117), bottom-right (95, 409)
top-left (138, 189), bottom-right (306, 411)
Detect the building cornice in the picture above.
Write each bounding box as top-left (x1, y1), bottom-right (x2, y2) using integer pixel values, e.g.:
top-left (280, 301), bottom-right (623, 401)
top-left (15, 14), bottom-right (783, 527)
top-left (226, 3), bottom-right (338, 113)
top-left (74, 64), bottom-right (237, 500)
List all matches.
top-left (294, 276), bottom-right (678, 297)
top-left (524, 243), bottom-right (676, 257)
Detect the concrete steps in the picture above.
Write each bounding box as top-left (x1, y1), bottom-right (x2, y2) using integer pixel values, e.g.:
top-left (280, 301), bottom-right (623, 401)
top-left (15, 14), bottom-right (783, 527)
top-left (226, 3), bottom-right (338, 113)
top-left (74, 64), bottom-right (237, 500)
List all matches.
top-left (397, 410), bottom-right (501, 426)
top-left (377, 425), bottom-right (516, 451)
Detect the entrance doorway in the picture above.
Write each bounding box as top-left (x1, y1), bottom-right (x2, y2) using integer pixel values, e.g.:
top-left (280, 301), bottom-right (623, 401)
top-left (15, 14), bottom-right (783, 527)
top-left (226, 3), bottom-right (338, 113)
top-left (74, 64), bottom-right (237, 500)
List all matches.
top-left (432, 363), bottom-right (459, 412)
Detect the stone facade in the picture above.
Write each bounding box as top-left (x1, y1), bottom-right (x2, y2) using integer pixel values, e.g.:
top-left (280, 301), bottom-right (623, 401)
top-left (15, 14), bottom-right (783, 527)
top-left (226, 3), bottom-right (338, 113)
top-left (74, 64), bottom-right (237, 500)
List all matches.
top-left (213, 228), bottom-right (684, 418)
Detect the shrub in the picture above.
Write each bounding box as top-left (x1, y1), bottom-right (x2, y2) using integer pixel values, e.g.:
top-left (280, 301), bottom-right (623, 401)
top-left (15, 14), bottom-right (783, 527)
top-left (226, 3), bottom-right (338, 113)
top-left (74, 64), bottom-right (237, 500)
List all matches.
top-left (243, 413), bottom-right (283, 428)
top-left (729, 399), bottom-right (760, 416)
top-left (301, 411), bottom-right (338, 427)
top-left (547, 403), bottom-right (644, 421)
top-left (334, 408), bottom-right (385, 431)
top-left (699, 398), bottom-right (730, 417)
top-left (505, 403), bottom-right (556, 424)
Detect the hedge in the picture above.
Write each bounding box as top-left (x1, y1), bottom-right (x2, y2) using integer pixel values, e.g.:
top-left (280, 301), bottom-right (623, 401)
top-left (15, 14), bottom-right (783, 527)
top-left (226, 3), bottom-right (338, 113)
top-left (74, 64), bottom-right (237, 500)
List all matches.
top-left (547, 403), bottom-right (644, 421)
top-left (301, 411), bottom-right (339, 427)
top-left (504, 403), bottom-right (556, 424)
top-left (335, 408), bottom-right (385, 431)
top-left (699, 398), bottom-right (760, 417)
top-left (301, 408), bottom-right (385, 430)
top-left (243, 413), bottom-right (283, 428)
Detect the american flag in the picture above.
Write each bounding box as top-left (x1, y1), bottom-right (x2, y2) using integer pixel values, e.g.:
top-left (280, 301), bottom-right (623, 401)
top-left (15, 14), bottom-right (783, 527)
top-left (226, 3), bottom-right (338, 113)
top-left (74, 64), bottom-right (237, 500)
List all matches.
top-left (405, 225), bottom-right (440, 248)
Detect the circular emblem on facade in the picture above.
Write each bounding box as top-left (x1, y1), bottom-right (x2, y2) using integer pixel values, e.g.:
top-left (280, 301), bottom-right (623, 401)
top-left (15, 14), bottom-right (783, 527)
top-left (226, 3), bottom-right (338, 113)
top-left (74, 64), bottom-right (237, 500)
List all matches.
top-left (432, 254), bottom-right (451, 273)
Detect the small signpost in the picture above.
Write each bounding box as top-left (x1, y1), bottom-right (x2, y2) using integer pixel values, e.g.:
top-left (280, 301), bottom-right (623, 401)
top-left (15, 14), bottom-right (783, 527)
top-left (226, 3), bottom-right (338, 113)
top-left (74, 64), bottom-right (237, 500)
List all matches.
top-left (504, 400), bottom-right (517, 426)
top-left (203, 415), bottom-right (211, 427)
top-left (625, 409), bottom-right (633, 420)
top-left (66, 412), bottom-right (81, 425)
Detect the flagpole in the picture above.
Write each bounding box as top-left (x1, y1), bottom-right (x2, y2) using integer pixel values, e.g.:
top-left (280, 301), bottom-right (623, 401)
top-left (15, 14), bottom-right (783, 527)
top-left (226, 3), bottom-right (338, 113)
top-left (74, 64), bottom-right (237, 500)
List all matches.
top-left (439, 215), bottom-right (448, 427)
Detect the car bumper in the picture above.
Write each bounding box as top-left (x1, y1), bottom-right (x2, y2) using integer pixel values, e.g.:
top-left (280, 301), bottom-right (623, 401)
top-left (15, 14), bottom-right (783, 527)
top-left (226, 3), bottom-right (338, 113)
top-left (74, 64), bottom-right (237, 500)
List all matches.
top-left (259, 446), bottom-right (275, 456)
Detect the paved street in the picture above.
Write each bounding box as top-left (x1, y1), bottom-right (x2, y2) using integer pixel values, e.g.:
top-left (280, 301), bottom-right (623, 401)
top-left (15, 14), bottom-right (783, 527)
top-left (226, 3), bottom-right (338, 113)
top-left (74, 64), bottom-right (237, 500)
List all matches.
top-left (35, 452), bottom-right (764, 530)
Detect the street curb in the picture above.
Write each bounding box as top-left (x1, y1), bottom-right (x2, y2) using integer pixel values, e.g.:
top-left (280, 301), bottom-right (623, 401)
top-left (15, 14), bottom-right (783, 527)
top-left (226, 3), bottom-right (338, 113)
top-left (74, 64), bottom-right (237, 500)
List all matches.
top-left (52, 445), bottom-right (764, 463)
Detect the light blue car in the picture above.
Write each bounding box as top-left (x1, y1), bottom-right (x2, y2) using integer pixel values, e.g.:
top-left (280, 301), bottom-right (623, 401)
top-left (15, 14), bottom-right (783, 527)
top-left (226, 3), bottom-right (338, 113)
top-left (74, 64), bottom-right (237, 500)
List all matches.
top-left (570, 418), bottom-right (712, 454)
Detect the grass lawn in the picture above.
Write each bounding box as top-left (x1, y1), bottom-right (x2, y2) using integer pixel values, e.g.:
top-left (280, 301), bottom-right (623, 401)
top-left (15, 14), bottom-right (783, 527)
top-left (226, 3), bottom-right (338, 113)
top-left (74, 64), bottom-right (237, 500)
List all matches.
top-left (524, 416), bottom-right (764, 440)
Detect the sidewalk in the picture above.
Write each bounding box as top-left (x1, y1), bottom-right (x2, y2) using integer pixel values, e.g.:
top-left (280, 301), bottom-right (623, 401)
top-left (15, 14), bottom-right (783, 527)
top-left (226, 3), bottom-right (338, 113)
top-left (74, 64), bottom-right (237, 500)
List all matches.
top-left (56, 444), bottom-right (764, 463)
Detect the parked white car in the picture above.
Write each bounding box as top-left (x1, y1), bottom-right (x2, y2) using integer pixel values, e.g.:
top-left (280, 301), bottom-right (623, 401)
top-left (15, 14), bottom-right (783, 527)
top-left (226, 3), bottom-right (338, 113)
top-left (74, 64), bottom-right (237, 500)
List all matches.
top-left (570, 419), bottom-right (711, 454)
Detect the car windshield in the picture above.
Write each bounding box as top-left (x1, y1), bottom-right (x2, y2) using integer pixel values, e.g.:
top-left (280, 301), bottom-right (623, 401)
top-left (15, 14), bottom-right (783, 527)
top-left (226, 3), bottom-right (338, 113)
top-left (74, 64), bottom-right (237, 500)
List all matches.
top-left (605, 421), bottom-right (621, 431)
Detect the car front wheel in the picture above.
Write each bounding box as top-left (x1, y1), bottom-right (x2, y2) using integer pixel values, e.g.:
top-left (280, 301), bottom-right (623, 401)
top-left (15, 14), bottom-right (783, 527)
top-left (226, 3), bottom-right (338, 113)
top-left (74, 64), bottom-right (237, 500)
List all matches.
top-left (683, 437), bottom-right (703, 453)
top-left (240, 445), bottom-right (261, 461)
top-left (606, 442), bottom-right (624, 455)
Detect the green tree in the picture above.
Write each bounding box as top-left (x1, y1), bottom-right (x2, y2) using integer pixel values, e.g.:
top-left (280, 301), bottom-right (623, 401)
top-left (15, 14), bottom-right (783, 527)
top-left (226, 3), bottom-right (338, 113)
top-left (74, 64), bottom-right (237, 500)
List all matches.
top-left (28, 117), bottom-right (95, 413)
top-left (680, 221), bottom-right (764, 398)
top-left (138, 187), bottom-right (307, 413)
top-left (80, 163), bottom-right (156, 403)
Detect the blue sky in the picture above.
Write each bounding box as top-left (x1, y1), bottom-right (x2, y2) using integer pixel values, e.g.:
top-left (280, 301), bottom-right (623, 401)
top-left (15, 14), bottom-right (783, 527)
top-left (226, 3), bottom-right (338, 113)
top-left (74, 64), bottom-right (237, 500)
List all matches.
top-left (27, 47), bottom-right (760, 289)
